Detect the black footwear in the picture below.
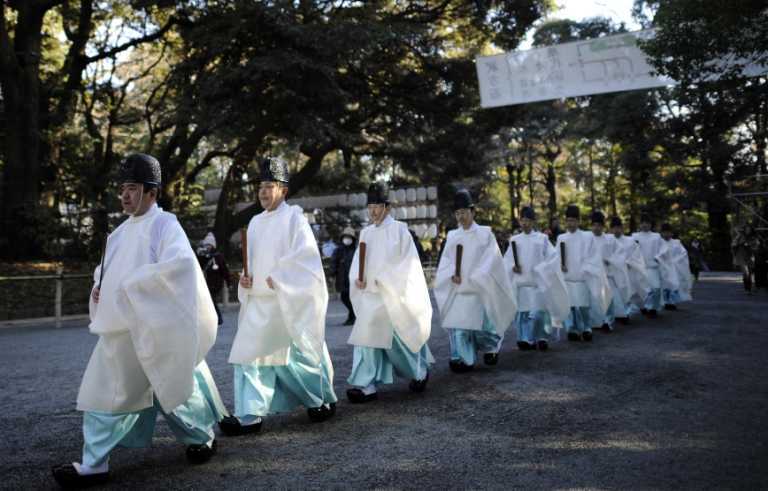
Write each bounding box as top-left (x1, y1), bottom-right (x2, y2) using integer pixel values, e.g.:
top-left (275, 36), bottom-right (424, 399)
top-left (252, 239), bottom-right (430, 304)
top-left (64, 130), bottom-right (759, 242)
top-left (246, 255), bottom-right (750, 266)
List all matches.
top-left (664, 304), bottom-right (677, 311)
top-left (647, 309), bottom-right (658, 319)
top-left (52, 464), bottom-right (109, 489)
top-left (640, 308), bottom-right (648, 315)
top-left (186, 440), bottom-right (217, 465)
top-left (449, 359), bottom-right (474, 373)
top-left (409, 372), bottom-right (429, 393)
top-left (517, 340), bottom-right (534, 351)
top-left (616, 317), bottom-right (630, 325)
top-left (346, 388), bottom-right (378, 403)
top-left (218, 416), bottom-right (262, 437)
top-left (567, 332), bottom-right (581, 342)
top-left (343, 317), bottom-right (356, 326)
top-left (601, 323), bottom-right (612, 332)
top-left (537, 340), bottom-right (549, 351)
top-left (307, 403), bottom-right (337, 423)
top-left (483, 353), bottom-right (499, 365)
top-left (582, 331), bottom-right (593, 342)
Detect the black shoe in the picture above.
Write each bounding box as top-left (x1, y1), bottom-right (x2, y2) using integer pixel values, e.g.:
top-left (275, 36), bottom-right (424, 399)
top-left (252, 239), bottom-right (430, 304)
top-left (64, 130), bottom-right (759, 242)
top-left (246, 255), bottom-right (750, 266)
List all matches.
top-left (449, 359), bottom-right (474, 373)
top-left (307, 403), bottom-right (336, 423)
top-left (537, 340), bottom-right (549, 351)
top-left (567, 332), bottom-right (581, 342)
top-left (483, 353), bottom-right (499, 365)
top-left (640, 308), bottom-right (649, 315)
top-left (343, 317), bottom-right (356, 326)
top-left (346, 388), bottom-right (378, 403)
top-left (616, 317), bottom-right (630, 325)
top-left (52, 464), bottom-right (109, 489)
top-left (647, 309), bottom-right (658, 318)
top-left (601, 323), bottom-right (612, 332)
top-left (517, 340), bottom-right (534, 351)
top-left (664, 304), bottom-right (677, 311)
top-left (186, 440), bottom-right (217, 465)
top-left (218, 416), bottom-right (262, 437)
top-left (409, 372), bottom-right (429, 393)
top-left (582, 331), bottom-right (593, 342)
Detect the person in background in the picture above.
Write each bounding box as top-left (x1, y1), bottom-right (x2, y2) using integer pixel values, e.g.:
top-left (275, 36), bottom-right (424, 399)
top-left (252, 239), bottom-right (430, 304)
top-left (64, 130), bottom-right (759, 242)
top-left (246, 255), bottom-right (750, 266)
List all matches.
top-left (548, 217), bottom-right (563, 245)
top-left (688, 238), bottom-right (705, 282)
top-left (409, 228), bottom-right (427, 265)
top-left (197, 232), bottom-right (231, 325)
top-left (331, 227), bottom-right (358, 326)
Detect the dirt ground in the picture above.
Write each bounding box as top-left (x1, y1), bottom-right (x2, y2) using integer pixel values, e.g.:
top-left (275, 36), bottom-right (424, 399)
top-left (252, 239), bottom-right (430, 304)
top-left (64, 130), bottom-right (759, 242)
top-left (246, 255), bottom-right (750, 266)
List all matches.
top-left (0, 272), bottom-right (766, 490)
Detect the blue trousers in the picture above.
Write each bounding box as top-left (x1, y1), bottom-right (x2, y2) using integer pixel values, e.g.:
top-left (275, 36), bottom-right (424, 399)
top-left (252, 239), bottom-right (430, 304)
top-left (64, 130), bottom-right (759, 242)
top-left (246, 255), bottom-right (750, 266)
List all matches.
top-left (644, 288), bottom-right (663, 311)
top-left (447, 312), bottom-right (503, 365)
top-left (564, 306), bottom-right (592, 334)
top-left (348, 332), bottom-right (432, 388)
top-left (82, 366), bottom-right (225, 467)
top-left (234, 343), bottom-right (337, 419)
top-left (515, 310), bottom-right (553, 344)
top-left (663, 289), bottom-right (681, 305)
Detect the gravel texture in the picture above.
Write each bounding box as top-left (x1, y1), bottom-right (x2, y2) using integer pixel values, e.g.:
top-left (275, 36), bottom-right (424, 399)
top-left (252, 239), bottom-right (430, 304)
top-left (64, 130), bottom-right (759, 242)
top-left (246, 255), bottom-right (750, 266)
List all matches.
top-left (0, 272), bottom-right (766, 490)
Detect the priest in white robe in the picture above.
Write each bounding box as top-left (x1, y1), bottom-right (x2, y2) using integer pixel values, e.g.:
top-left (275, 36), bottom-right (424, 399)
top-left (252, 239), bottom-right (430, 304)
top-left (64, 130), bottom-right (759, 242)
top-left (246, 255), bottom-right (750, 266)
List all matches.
top-left (53, 154), bottom-right (227, 489)
top-left (590, 211), bottom-right (630, 332)
top-left (434, 189), bottom-right (516, 372)
top-left (632, 214), bottom-right (674, 318)
top-left (220, 158), bottom-right (337, 437)
top-left (346, 182), bottom-right (434, 403)
top-left (660, 223), bottom-right (693, 309)
top-left (610, 216), bottom-right (651, 320)
top-left (504, 206), bottom-right (569, 351)
top-left (555, 205), bottom-right (611, 342)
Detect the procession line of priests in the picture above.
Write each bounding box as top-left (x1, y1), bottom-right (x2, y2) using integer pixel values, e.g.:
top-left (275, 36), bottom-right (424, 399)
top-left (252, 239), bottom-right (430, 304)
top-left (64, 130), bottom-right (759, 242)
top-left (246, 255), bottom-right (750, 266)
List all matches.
top-left (555, 205), bottom-right (612, 342)
top-left (220, 158), bottom-right (338, 437)
top-left (660, 223), bottom-right (693, 309)
top-left (504, 206), bottom-right (570, 351)
top-left (610, 217), bottom-right (652, 319)
top-left (346, 182), bottom-right (434, 403)
top-left (631, 214), bottom-right (677, 318)
top-left (434, 189), bottom-right (517, 372)
top-left (53, 154), bottom-right (228, 489)
top-left (589, 211), bottom-right (632, 332)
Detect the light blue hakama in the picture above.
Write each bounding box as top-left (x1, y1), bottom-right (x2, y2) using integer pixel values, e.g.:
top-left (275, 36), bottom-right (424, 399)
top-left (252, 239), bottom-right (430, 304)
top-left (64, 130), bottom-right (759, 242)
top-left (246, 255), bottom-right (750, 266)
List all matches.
top-left (515, 310), bottom-right (554, 344)
top-left (663, 289), bottom-right (681, 306)
top-left (82, 366), bottom-right (225, 468)
top-left (447, 312), bottom-right (503, 366)
top-left (644, 288), bottom-right (663, 311)
top-left (564, 306), bottom-right (592, 334)
top-left (234, 343), bottom-right (337, 419)
top-left (347, 332), bottom-right (433, 388)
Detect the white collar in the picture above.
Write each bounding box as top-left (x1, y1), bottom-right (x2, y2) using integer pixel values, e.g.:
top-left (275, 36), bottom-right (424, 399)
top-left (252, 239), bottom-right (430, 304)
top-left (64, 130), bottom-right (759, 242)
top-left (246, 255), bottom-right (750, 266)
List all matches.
top-left (128, 203), bottom-right (159, 223)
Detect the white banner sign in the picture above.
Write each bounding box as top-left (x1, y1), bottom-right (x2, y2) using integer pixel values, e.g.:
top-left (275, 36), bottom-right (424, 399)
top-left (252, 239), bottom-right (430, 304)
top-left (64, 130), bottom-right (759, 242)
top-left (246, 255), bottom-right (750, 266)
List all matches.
top-left (477, 29), bottom-right (674, 108)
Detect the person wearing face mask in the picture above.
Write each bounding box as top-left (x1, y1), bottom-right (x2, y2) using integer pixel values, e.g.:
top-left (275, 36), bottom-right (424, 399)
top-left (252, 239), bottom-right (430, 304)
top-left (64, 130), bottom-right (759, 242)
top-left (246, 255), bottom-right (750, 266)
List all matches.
top-left (220, 157), bottom-right (338, 436)
top-left (345, 182), bottom-right (434, 403)
top-left (196, 232), bottom-right (230, 326)
top-left (53, 154), bottom-right (228, 488)
top-left (555, 205), bottom-right (611, 342)
top-left (434, 189), bottom-right (516, 372)
top-left (331, 227), bottom-right (358, 326)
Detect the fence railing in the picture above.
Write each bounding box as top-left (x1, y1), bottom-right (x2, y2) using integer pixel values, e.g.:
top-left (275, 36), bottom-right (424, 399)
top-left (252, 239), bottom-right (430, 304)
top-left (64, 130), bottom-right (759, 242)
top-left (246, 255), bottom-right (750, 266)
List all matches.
top-left (0, 263), bottom-right (439, 327)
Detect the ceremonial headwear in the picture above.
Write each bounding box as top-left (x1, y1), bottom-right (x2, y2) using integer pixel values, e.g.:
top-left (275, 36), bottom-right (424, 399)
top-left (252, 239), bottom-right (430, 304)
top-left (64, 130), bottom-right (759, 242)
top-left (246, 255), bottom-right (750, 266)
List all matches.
top-left (260, 157), bottom-right (290, 183)
top-left (521, 205), bottom-right (536, 220)
top-left (366, 182), bottom-right (389, 205)
top-left (590, 210), bottom-right (605, 225)
top-left (453, 189), bottom-right (474, 211)
top-left (610, 216), bottom-right (623, 228)
top-left (639, 213), bottom-right (652, 224)
top-left (660, 222), bottom-right (672, 233)
top-left (202, 232), bottom-right (216, 248)
top-left (565, 204), bottom-right (580, 219)
top-left (118, 153), bottom-right (161, 188)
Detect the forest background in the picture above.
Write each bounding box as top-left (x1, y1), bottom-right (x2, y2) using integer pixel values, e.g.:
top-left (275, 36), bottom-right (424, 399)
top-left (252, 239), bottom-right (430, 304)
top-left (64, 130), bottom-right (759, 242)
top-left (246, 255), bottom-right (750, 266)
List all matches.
top-left (1, 0), bottom-right (766, 278)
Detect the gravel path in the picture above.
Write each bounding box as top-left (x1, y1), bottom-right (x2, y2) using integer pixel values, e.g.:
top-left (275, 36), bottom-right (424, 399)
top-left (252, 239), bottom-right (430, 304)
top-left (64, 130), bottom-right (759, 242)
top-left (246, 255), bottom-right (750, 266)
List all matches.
top-left (0, 272), bottom-right (766, 489)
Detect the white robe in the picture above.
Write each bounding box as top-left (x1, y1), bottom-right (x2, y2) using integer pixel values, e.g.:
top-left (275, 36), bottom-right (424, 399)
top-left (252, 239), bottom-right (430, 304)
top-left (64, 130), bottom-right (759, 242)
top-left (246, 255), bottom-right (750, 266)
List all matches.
top-left (504, 231), bottom-right (570, 326)
top-left (229, 201), bottom-right (328, 367)
top-left (632, 231), bottom-right (677, 291)
top-left (434, 222), bottom-right (516, 334)
top-left (78, 204), bottom-right (218, 414)
top-left (593, 233), bottom-right (631, 309)
top-left (666, 238), bottom-right (693, 302)
top-left (614, 234), bottom-right (651, 306)
top-left (348, 215), bottom-right (432, 352)
top-left (555, 230), bottom-right (611, 313)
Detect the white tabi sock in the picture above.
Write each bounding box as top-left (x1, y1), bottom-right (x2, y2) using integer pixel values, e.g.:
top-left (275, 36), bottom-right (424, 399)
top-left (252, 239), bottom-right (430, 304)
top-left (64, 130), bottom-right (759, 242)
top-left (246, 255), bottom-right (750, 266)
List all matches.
top-left (240, 415), bottom-right (263, 426)
top-left (361, 384), bottom-right (377, 395)
top-left (73, 461), bottom-right (108, 476)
